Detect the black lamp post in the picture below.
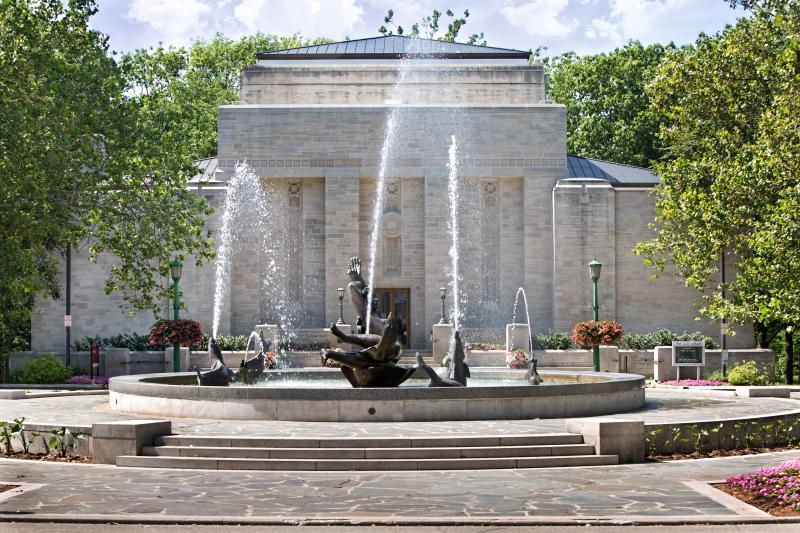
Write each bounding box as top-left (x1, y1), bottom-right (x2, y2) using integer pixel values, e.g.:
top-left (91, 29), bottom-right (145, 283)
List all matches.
top-left (439, 286), bottom-right (448, 324)
top-left (337, 287), bottom-right (345, 324)
top-left (588, 258), bottom-right (602, 372)
top-left (169, 257), bottom-right (183, 373)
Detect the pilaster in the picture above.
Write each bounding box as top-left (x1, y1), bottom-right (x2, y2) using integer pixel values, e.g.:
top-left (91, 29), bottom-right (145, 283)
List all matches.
top-left (324, 168), bottom-right (360, 325)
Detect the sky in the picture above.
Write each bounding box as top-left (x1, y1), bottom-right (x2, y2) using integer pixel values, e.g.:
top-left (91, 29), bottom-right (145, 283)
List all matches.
top-left (91, 0), bottom-right (746, 56)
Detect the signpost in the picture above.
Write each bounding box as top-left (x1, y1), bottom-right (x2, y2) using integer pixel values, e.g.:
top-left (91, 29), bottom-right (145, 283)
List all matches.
top-left (672, 340), bottom-right (705, 380)
top-left (91, 342), bottom-right (100, 378)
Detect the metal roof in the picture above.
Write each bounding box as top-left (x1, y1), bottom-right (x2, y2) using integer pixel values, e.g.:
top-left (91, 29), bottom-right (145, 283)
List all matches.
top-left (257, 36), bottom-right (531, 60)
top-left (567, 155), bottom-right (658, 186)
top-left (190, 156), bottom-right (221, 183)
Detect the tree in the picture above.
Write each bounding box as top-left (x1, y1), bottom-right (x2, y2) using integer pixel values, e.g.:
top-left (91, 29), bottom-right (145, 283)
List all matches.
top-left (378, 8), bottom-right (486, 45)
top-left (121, 33), bottom-right (332, 160)
top-left (0, 0), bottom-right (214, 359)
top-left (546, 42), bottom-right (676, 167)
top-left (635, 1), bottom-right (800, 381)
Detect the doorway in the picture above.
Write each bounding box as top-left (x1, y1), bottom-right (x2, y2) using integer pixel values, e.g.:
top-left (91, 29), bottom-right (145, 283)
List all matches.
top-left (374, 288), bottom-right (410, 346)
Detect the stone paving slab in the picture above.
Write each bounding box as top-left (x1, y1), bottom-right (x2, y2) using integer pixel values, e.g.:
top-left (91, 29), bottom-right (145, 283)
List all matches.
top-left (0, 390), bottom-right (797, 438)
top-left (0, 451), bottom-right (798, 520)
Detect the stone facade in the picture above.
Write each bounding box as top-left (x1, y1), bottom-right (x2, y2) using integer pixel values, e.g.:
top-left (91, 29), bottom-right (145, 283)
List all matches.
top-left (30, 50), bottom-right (752, 351)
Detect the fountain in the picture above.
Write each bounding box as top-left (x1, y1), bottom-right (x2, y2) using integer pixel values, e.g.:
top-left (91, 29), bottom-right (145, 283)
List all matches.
top-left (510, 287), bottom-right (543, 385)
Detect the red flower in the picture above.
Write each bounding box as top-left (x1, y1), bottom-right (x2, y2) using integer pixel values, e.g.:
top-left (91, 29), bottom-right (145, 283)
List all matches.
top-left (571, 320), bottom-right (624, 348)
top-left (149, 319), bottom-right (204, 347)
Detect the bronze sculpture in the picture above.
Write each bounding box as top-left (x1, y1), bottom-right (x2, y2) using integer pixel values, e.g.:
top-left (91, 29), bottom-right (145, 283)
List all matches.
top-left (238, 332), bottom-right (270, 385)
top-left (195, 337), bottom-right (235, 386)
top-left (417, 331), bottom-right (469, 387)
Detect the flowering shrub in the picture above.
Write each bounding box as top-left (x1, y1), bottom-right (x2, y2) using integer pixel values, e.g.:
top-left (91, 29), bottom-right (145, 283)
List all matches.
top-left (571, 320), bottom-right (624, 348)
top-left (149, 319), bottom-right (204, 347)
top-left (506, 349), bottom-right (530, 369)
top-left (727, 360), bottom-right (770, 386)
top-left (264, 352), bottom-right (277, 369)
top-left (661, 379), bottom-right (726, 387)
top-left (727, 459), bottom-right (800, 511)
top-left (65, 375), bottom-right (109, 386)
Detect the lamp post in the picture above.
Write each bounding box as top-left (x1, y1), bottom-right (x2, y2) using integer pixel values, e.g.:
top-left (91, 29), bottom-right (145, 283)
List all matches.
top-left (588, 258), bottom-right (602, 372)
top-left (439, 287), bottom-right (448, 324)
top-left (337, 287), bottom-right (345, 324)
top-left (169, 257), bottom-right (183, 373)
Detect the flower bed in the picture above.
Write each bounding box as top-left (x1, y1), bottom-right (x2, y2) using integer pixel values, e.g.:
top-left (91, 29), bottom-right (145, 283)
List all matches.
top-left (571, 320), bottom-right (623, 348)
top-left (65, 375), bottom-right (109, 386)
top-left (505, 349), bottom-right (529, 369)
top-left (722, 458), bottom-right (800, 515)
top-left (660, 379), bottom-right (727, 387)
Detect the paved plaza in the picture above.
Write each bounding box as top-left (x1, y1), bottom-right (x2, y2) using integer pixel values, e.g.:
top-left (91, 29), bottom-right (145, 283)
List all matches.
top-left (0, 390), bottom-right (799, 525)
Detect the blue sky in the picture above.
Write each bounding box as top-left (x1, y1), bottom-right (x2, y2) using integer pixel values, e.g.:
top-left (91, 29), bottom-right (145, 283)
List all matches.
top-left (91, 0), bottom-right (745, 56)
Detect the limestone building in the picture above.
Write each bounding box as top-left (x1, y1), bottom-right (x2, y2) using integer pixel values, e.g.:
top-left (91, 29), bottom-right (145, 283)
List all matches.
top-left (31, 36), bottom-right (746, 351)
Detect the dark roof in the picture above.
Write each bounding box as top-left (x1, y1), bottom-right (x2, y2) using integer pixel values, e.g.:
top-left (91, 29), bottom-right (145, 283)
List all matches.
top-left (190, 156), bottom-right (220, 182)
top-left (257, 36), bottom-right (531, 60)
top-left (567, 155), bottom-right (658, 186)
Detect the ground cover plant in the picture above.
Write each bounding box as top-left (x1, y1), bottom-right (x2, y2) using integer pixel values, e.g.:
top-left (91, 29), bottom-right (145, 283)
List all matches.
top-left (660, 379), bottom-right (727, 386)
top-left (721, 458), bottom-right (800, 516)
top-left (0, 419), bottom-right (88, 463)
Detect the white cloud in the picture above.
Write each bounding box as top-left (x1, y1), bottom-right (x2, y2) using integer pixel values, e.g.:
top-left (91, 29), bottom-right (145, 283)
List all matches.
top-left (500, 0), bottom-right (578, 39)
top-left (585, 0), bottom-right (714, 44)
top-left (127, 0), bottom-right (212, 43)
top-left (233, 0), bottom-right (366, 38)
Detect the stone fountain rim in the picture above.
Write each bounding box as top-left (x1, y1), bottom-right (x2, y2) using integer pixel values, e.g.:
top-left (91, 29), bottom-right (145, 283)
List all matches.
top-left (110, 370), bottom-right (645, 402)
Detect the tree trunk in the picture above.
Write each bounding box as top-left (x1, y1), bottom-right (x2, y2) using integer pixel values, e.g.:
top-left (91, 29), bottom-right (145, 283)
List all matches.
top-left (785, 329), bottom-right (794, 385)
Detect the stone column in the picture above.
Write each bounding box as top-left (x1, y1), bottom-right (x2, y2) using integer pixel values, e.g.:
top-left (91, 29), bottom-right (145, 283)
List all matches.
top-left (432, 323), bottom-right (453, 363)
top-left (324, 168), bottom-right (360, 325)
top-left (424, 170), bottom-right (450, 345)
top-left (524, 173), bottom-right (560, 333)
top-left (506, 323), bottom-right (532, 356)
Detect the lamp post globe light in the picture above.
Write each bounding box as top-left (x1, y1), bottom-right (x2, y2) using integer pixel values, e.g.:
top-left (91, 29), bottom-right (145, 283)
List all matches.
top-left (588, 258), bottom-right (602, 372)
top-left (170, 257), bottom-right (183, 373)
top-left (439, 286), bottom-right (448, 324)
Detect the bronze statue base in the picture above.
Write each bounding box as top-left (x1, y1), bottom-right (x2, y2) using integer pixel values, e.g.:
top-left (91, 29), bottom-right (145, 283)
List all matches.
top-left (340, 364), bottom-right (417, 388)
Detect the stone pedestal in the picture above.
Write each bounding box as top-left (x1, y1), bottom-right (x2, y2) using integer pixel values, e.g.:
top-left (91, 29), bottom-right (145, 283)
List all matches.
top-left (599, 346), bottom-right (621, 373)
top-left (506, 323), bottom-right (531, 355)
top-left (105, 348), bottom-right (130, 377)
top-left (91, 420), bottom-right (172, 464)
top-left (653, 346), bottom-right (678, 381)
top-left (163, 347), bottom-right (190, 372)
top-left (566, 419), bottom-right (645, 464)
top-left (254, 324), bottom-right (279, 349)
top-left (432, 323), bottom-right (454, 364)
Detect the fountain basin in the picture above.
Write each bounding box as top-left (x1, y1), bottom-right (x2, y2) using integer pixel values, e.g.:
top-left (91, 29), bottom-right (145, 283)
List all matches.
top-left (109, 369), bottom-right (645, 422)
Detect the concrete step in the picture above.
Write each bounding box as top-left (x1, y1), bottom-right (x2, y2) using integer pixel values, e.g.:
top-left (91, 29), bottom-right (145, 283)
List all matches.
top-left (117, 453), bottom-right (618, 471)
top-left (141, 443), bottom-right (597, 460)
top-left (153, 432), bottom-right (585, 449)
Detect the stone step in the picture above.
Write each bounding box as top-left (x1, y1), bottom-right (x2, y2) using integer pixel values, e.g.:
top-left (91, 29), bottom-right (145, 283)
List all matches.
top-left (141, 443), bottom-right (597, 460)
top-left (154, 432), bottom-right (584, 449)
top-left (117, 454), bottom-right (618, 471)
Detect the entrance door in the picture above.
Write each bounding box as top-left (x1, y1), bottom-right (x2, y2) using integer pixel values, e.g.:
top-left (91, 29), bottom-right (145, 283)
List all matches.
top-left (374, 288), bottom-right (410, 346)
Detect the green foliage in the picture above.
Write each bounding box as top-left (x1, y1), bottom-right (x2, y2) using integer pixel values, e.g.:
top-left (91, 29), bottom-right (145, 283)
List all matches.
top-left (9, 417), bottom-right (33, 454)
top-left (74, 333), bottom-right (164, 351)
top-left (0, 0), bottom-right (215, 348)
top-left (0, 421), bottom-right (11, 454)
top-left (378, 8), bottom-right (486, 44)
top-left (635, 2), bottom-right (800, 331)
top-left (465, 342), bottom-right (505, 351)
top-left (214, 335), bottom-right (248, 351)
top-left (546, 42), bottom-right (675, 167)
top-left (533, 330), bottom-right (572, 350)
top-left (727, 361), bottom-right (770, 386)
top-left (48, 427), bottom-right (85, 458)
top-left (703, 369), bottom-right (726, 382)
top-left (11, 354), bottom-right (70, 384)
top-left (619, 328), bottom-right (718, 350)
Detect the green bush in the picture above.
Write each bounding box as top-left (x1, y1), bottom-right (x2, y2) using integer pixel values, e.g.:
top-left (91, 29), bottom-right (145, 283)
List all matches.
top-left (11, 354), bottom-right (71, 384)
top-left (726, 361), bottom-right (769, 386)
top-left (106, 332), bottom-right (164, 351)
top-left (619, 328), bottom-right (718, 350)
top-left (191, 333), bottom-right (210, 351)
top-left (72, 335), bottom-right (105, 351)
top-left (214, 335), bottom-right (248, 351)
top-left (533, 330), bottom-right (572, 350)
top-left (702, 369), bottom-right (726, 382)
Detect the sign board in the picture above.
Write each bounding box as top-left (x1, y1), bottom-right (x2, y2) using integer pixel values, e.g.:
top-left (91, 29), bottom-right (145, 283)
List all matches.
top-left (64, 315), bottom-right (72, 327)
top-left (672, 340), bottom-right (705, 367)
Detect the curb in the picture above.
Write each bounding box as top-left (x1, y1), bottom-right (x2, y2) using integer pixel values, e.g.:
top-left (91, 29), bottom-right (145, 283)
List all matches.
top-left (0, 513), bottom-right (798, 526)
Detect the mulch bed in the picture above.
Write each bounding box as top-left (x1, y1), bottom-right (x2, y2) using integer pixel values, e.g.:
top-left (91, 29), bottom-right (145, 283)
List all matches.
top-left (714, 482), bottom-right (800, 517)
top-left (648, 444), bottom-right (800, 461)
top-left (1, 452), bottom-right (90, 463)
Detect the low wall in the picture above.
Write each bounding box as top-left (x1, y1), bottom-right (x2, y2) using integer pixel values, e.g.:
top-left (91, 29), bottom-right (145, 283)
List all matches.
top-left (652, 347), bottom-right (775, 381)
top-left (645, 407), bottom-right (800, 455)
top-left (3, 423), bottom-right (92, 457)
top-left (467, 350), bottom-right (594, 368)
top-left (10, 350), bottom-right (170, 377)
